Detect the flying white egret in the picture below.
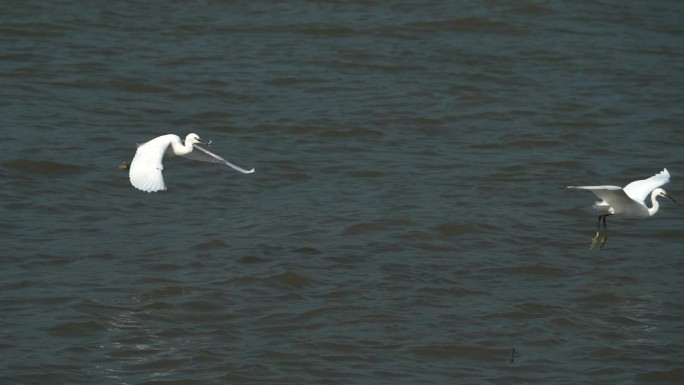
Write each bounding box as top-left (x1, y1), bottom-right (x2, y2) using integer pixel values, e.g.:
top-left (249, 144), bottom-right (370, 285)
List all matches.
top-left (129, 133), bottom-right (254, 193)
top-left (567, 168), bottom-right (675, 249)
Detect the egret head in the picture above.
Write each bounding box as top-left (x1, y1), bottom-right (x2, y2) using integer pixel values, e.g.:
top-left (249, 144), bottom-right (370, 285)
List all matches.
top-left (185, 133), bottom-right (203, 145)
top-left (654, 188), bottom-right (676, 203)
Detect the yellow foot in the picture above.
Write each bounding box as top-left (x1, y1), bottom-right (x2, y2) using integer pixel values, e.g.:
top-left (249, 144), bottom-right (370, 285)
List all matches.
top-left (590, 232), bottom-right (600, 249)
top-left (599, 236), bottom-right (607, 249)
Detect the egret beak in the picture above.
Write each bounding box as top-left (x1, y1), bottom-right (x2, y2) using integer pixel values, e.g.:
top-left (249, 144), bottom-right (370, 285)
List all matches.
top-left (667, 194), bottom-right (677, 203)
top-left (196, 138), bottom-right (211, 146)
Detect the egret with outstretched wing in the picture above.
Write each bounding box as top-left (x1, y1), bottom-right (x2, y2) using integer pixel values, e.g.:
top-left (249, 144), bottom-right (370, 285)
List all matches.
top-left (128, 133), bottom-right (254, 193)
top-left (567, 169), bottom-right (675, 249)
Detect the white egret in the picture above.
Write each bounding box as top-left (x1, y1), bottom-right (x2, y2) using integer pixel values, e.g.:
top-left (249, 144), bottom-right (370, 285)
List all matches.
top-left (129, 133), bottom-right (254, 193)
top-left (567, 168), bottom-right (675, 249)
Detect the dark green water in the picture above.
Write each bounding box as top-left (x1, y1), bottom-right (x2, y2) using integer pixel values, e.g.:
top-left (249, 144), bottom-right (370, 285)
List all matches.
top-left (2, 1), bottom-right (683, 384)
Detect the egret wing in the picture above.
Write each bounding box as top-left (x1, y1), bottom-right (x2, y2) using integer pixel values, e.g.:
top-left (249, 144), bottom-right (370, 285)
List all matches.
top-left (622, 168), bottom-right (670, 203)
top-left (184, 144), bottom-right (255, 174)
top-left (567, 185), bottom-right (635, 207)
top-left (129, 137), bottom-right (170, 192)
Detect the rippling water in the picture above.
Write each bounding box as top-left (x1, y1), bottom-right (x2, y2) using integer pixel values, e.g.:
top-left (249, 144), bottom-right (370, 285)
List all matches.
top-left (2, 1), bottom-right (684, 384)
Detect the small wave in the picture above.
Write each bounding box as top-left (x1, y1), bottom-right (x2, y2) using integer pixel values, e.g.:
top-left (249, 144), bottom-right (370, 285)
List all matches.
top-left (237, 255), bottom-right (268, 264)
top-left (509, 5), bottom-right (555, 15)
top-left (294, 25), bottom-right (358, 37)
top-left (108, 80), bottom-right (170, 94)
top-left (267, 270), bottom-right (313, 288)
top-left (347, 170), bottom-right (385, 178)
top-left (319, 128), bottom-right (384, 138)
top-left (470, 140), bottom-right (563, 149)
top-left (497, 264), bottom-right (570, 277)
top-left (409, 17), bottom-right (522, 35)
top-left (411, 343), bottom-right (506, 361)
top-left (266, 77), bottom-right (326, 86)
top-left (180, 300), bottom-right (223, 312)
top-left (637, 368), bottom-right (684, 383)
top-left (576, 293), bottom-right (623, 304)
top-left (342, 222), bottom-right (382, 236)
top-left (3, 159), bottom-right (89, 175)
top-left (192, 238), bottom-right (228, 250)
top-left (432, 223), bottom-right (479, 235)
top-left (293, 246), bottom-right (323, 255)
top-left (48, 321), bottom-right (107, 336)
top-left (131, 286), bottom-right (191, 302)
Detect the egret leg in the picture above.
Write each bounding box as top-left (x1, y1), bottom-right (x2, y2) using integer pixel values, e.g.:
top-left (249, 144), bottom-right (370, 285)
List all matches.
top-left (590, 215), bottom-right (603, 249)
top-left (599, 214), bottom-right (611, 249)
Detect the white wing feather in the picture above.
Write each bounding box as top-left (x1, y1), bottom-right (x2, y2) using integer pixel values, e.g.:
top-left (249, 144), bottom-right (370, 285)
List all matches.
top-left (129, 137), bottom-right (171, 192)
top-left (622, 168), bottom-right (670, 203)
top-left (184, 144), bottom-right (255, 174)
top-left (567, 185), bottom-right (636, 210)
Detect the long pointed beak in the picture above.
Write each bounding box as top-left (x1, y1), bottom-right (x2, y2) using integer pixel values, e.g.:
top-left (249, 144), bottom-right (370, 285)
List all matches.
top-left (667, 194), bottom-right (677, 203)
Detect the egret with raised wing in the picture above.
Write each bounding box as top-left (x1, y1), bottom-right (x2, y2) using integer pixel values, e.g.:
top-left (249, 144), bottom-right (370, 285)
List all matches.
top-left (129, 133), bottom-right (254, 193)
top-left (567, 168), bottom-right (675, 249)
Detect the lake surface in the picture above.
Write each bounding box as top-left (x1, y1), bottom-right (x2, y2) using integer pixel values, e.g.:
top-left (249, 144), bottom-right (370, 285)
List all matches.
top-left (2, 1), bottom-right (684, 384)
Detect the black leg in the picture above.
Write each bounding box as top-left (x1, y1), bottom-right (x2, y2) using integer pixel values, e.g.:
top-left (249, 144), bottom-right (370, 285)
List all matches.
top-left (590, 215), bottom-right (604, 249)
top-left (599, 214), bottom-right (612, 249)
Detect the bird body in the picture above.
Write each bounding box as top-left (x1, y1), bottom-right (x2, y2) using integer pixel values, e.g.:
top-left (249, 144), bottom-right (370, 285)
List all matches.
top-left (567, 168), bottom-right (675, 249)
top-left (129, 133), bottom-right (254, 193)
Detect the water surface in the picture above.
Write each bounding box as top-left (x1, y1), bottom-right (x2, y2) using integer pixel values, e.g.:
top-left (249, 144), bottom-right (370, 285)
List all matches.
top-left (2, 1), bottom-right (684, 384)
